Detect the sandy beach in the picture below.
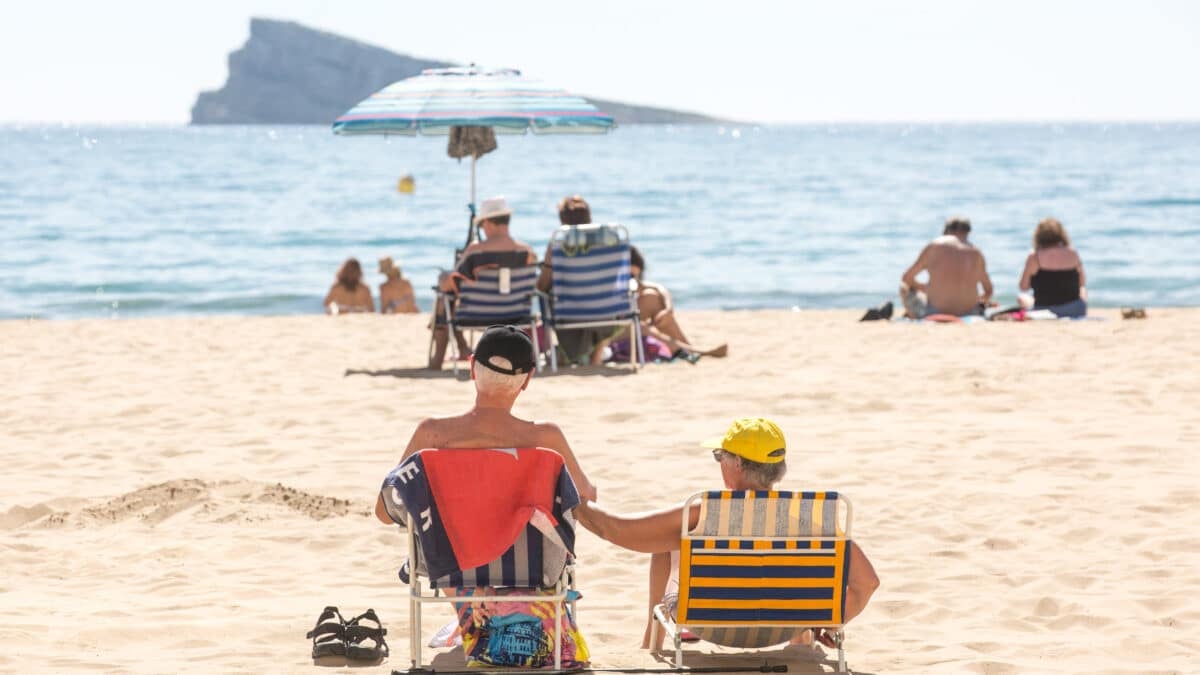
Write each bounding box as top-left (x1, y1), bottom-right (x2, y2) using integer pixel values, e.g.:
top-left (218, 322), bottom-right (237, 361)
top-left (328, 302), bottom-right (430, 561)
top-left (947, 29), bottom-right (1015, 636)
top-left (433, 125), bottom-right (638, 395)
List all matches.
top-left (2, 309), bottom-right (1198, 674)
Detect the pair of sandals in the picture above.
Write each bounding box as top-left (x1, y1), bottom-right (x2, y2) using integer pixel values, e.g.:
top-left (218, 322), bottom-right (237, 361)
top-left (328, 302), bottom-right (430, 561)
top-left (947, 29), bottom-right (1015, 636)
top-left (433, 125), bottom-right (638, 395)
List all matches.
top-left (306, 606), bottom-right (389, 662)
top-left (1121, 307), bottom-right (1147, 320)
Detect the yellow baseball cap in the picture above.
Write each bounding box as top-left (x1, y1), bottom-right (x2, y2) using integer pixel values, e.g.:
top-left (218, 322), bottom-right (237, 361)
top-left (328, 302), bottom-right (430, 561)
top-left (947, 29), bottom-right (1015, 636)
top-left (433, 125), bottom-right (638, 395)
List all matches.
top-left (701, 417), bottom-right (787, 464)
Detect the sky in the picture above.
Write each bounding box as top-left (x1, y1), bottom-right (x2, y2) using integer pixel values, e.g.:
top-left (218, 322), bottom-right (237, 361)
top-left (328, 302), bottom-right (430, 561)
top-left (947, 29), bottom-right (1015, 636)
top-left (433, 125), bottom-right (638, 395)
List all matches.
top-left (2, 0), bottom-right (1199, 124)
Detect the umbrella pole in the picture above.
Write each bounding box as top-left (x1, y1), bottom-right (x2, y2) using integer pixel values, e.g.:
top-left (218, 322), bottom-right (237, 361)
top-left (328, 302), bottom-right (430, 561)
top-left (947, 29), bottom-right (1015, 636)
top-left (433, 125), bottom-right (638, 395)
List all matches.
top-left (466, 155), bottom-right (478, 246)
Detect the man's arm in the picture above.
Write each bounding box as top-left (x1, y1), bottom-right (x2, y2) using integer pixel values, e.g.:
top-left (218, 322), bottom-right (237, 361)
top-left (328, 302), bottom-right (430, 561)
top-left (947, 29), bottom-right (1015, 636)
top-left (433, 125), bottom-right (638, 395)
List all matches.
top-left (843, 541), bottom-right (880, 622)
top-left (374, 419), bottom-right (437, 524)
top-left (574, 500), bottom-right (700, 554)
top-left (900, 245), bottom-right (931, 291)
top-left (538, 422), bottom-right (597, 502)
top-left (976, 252), bottom-right (994, 304)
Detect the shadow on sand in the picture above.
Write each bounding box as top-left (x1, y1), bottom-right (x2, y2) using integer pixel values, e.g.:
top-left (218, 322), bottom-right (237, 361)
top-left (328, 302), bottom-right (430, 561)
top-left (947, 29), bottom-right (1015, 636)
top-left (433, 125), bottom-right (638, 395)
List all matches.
top-left (394, 642), bottom-right (873, 675)
top-left (344, 364), bottom-right (639, 380)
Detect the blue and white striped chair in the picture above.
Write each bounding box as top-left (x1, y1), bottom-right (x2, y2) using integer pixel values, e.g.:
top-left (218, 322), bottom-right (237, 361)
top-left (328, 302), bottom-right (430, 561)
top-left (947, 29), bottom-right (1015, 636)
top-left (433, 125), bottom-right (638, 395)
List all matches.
top-left (431, 260), bottom-right (545, 373)
top-left (379, 447), bottom-right (581, 669)
top-left (546, 224), bottom-right (642, 371)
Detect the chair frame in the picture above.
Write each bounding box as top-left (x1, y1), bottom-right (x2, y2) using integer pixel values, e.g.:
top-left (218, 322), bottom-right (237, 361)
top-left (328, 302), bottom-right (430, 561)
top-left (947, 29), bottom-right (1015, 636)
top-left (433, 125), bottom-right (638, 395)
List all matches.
top-left (544, 223), bottom-right (643, 372)
top-left (402, 523), bottom-right (577, 669)
top-left (650, 491), bottom-right (854, 673)
top-left (427, 264), bottom-right (546, 375)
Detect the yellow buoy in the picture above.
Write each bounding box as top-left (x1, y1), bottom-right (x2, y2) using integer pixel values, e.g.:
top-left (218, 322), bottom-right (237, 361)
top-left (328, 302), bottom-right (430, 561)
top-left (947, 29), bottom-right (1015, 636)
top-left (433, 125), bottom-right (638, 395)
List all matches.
top-left (397, 174), bottom-right (415, 194)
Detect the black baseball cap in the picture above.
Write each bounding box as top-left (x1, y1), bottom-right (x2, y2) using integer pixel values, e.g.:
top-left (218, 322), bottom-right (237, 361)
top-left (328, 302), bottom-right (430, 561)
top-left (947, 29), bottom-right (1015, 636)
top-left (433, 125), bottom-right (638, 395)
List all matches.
top-left (474, 325), bottom-right (536, 375)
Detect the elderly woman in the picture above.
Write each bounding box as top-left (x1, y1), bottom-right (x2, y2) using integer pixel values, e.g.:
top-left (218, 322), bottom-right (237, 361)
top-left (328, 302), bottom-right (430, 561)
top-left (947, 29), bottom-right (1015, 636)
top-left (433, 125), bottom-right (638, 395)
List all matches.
top-left (574, 418), bottom-right (879, 650)
top-left (1018, 218), bottom-right (1087, 318)
top-left (323, 257), bottom-right (374, 315)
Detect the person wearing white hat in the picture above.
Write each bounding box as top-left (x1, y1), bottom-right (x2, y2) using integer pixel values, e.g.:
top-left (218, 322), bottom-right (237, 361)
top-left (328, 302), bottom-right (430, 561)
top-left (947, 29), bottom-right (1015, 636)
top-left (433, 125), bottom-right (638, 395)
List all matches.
top-left (429, 196), bottom-right (538, 369)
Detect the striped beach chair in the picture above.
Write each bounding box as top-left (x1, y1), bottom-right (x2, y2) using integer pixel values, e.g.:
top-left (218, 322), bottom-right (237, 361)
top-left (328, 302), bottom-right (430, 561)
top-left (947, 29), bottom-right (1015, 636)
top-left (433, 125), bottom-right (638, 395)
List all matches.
top-left (652, 490), bottom-right (854, 672)
top-left (431, 259), bottom-right (545, 373)
top-left (546, 224), bottom-right (642, 371)
top-left (379, 447), bottom-right (581, 669)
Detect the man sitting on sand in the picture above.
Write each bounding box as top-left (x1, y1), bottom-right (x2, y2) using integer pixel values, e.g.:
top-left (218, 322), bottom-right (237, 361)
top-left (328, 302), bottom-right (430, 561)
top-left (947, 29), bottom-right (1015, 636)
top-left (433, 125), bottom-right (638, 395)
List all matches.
top-left (899, 216), bottom-right (993, 318)
top-left (377, 325), bottom-right (597, 520)
top-left (573, 418), bottom-right (879, 650)
top-left (430, 197), bottom-right (538, 369)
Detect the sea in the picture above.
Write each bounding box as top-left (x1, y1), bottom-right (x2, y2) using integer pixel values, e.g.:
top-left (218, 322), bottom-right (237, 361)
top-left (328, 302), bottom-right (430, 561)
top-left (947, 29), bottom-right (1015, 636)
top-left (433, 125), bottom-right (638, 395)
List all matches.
top-left (2, 123), bottom-right (1199, 320)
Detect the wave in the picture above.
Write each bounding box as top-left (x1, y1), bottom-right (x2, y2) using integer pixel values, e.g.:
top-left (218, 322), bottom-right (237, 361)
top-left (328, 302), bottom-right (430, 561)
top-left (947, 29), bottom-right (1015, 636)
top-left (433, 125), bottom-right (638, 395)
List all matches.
top-left (1127, 197), bottom-right (1200, 208)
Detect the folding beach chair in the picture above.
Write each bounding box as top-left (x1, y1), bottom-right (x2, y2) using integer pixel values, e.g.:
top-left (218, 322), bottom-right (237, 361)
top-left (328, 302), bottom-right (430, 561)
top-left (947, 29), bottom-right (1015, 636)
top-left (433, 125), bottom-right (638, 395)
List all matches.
top-left (429, 256), bottom-right (545, 374)
top-left (379, 447), bottom-right (581, 669)
top-left (545, 224), bottom-right (642, 372)
top-left (651, 490), bottom-right (854, 673)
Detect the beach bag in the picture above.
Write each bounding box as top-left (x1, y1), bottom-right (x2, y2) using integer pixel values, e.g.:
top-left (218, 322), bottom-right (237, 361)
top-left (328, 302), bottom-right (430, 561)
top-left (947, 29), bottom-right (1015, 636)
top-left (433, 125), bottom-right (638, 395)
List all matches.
top-left (456, 587), bottom-right (589, 668)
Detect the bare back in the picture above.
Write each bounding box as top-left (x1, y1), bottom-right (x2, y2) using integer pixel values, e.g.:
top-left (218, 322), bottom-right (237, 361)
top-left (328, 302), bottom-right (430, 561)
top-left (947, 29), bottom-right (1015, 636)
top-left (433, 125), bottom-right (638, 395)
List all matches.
top-left (324, 283), bottom-right (374, 313)
top-left (403, 412), bottom-right (553, 455)
top-left (379, 278), bottom-right (418, 314)
top-left (920, 237), bottom-right (989, 315)
top-left (397, 408), bottom-right (595, 502)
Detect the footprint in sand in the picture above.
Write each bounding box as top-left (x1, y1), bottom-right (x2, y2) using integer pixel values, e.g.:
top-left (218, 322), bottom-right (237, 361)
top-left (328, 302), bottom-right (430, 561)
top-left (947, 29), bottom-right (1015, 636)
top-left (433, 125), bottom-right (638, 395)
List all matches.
top-left (1033, 596), bottom-right (1060, 617)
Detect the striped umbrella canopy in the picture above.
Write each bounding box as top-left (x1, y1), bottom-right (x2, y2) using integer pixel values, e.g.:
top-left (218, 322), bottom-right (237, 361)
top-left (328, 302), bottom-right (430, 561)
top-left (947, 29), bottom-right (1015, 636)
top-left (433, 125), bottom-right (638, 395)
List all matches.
top-left (332, 66), bottom-right (615, 136)
top-left (332, 66), bottom-right (614, 247)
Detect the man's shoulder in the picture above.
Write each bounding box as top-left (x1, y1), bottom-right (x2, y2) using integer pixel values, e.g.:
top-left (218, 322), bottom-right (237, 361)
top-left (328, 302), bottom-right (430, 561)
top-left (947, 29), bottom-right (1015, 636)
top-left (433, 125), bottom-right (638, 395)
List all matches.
top-left (527, 419), bottom-right (567, 444)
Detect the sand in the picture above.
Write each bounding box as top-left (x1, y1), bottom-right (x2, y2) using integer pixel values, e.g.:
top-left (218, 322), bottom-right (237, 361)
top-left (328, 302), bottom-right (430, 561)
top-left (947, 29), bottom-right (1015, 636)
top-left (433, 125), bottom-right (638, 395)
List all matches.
top-left (2, 309), bottom-right (1198, 674)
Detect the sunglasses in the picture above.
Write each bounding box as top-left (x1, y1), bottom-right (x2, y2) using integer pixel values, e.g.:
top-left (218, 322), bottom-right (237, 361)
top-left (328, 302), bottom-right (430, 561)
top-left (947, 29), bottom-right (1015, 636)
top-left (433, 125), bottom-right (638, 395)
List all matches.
top-left (712, 449), bottom-right (727, 463)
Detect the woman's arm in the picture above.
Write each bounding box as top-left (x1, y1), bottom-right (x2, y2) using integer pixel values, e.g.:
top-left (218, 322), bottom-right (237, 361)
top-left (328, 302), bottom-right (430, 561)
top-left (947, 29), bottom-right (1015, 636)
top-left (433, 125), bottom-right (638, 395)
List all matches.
top-left (1018, 252), bottom-right (1038, 292)
top-left (1075, 251), bottom-right (1087, 300)
top-left (843, 541), bottom-right (881, 622)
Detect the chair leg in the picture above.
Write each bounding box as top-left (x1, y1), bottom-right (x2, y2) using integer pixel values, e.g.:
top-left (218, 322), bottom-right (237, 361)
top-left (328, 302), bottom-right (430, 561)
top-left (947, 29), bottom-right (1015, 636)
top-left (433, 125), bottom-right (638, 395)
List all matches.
top-left (410, 585), bottom-right (422, 668)
top-left (674, 628), bottom-right (683, 668)
top-left (549, 323), bottom-right (559, 373)
top-left (632, 318), bottom-right (644, 370)
top-left (529, 320), bottom-right (542, 373)
top-left (835, 629), bottom-right (846, 673)
top-left (554, 586), bottom-right (563, 670)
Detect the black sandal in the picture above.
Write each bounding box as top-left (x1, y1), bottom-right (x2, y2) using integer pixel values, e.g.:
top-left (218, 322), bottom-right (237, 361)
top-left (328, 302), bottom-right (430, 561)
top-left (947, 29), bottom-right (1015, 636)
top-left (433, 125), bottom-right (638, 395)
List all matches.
top-left (305, 606), bottom-right (347, 658)
top-left (345, 608), bottom-right (389, 661)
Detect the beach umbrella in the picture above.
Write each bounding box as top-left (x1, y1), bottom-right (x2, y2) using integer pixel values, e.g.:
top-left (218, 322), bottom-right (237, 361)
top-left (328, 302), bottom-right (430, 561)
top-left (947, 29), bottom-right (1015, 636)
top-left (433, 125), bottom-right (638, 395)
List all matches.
top-left (332, 66), bottom-right (615, 246)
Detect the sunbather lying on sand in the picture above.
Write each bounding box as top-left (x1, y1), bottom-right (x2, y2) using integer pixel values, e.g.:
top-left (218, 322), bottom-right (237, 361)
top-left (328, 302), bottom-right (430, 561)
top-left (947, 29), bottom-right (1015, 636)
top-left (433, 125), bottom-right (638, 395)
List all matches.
top-left (573, 417), bottom-right (878, 649)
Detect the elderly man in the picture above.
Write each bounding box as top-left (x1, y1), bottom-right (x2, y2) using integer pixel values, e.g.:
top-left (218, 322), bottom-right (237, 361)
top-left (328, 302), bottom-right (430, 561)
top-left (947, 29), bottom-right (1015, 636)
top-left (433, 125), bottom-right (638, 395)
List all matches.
top-left (574, 418), bottom-right (879, 650)
top-left (430, 196), bottom-right (538, 369)
top-left (899, 216), bottom-right (994, 318)
top-left (378, 325), bottom-right (597, 523)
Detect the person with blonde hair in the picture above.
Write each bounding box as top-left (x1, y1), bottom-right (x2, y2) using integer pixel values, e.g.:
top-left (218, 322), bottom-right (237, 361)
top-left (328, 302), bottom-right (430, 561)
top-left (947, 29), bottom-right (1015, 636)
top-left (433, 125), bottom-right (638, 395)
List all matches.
top-left (323, 257), bottom-right (374, 315)
top-left (377, 256), bottom-right (418, 314)
top-left (1018, 217), bottom-right (1087, 318)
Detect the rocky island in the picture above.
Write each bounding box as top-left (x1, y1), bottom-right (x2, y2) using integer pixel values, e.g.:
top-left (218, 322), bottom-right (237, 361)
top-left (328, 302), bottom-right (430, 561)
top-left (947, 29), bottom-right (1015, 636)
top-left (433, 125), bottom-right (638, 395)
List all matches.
top-left (192, 18), bottom-right (721, 126)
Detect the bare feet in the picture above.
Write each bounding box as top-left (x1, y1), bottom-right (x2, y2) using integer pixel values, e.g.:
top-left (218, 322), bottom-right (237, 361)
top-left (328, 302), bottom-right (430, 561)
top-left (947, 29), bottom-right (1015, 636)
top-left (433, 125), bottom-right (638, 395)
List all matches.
top-left (702, 343), bottom-right (729, 358)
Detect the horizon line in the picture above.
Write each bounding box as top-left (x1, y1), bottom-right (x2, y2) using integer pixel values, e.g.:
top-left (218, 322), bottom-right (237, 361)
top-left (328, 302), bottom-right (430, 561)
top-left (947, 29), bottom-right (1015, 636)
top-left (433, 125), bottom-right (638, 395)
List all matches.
top-left (5, 117), bottom-right (1200, 128)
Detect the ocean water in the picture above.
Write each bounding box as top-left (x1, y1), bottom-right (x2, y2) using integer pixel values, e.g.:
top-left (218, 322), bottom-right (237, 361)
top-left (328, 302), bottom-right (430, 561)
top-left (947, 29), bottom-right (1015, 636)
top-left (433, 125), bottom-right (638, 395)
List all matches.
top-left (2, 123), bottom-right (1199, 320)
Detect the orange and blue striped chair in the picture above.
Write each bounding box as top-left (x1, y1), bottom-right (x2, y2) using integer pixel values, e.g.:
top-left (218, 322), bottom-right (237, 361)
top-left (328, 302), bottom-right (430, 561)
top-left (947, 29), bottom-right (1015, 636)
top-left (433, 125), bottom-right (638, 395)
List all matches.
top-left (652, 490), bottom-right (854, 672)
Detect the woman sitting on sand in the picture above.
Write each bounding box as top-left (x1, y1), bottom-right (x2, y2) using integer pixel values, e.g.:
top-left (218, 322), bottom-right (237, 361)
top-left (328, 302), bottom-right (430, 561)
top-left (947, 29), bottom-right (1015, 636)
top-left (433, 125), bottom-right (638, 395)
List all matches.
top-left (598, 246), bottom-right (727, 362)
top-left (1018, 218), bottom-right (1087, 318)
top-left (377, 257), bottom-right (418, 314)
top-left (323, 258), bottom-right (375, 315)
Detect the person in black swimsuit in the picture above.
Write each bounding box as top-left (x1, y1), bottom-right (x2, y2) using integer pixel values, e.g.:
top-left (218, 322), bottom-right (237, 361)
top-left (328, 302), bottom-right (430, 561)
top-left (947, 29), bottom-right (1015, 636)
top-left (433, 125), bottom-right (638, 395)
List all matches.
top-left (1018, 217), bottom-right (1087, 318)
